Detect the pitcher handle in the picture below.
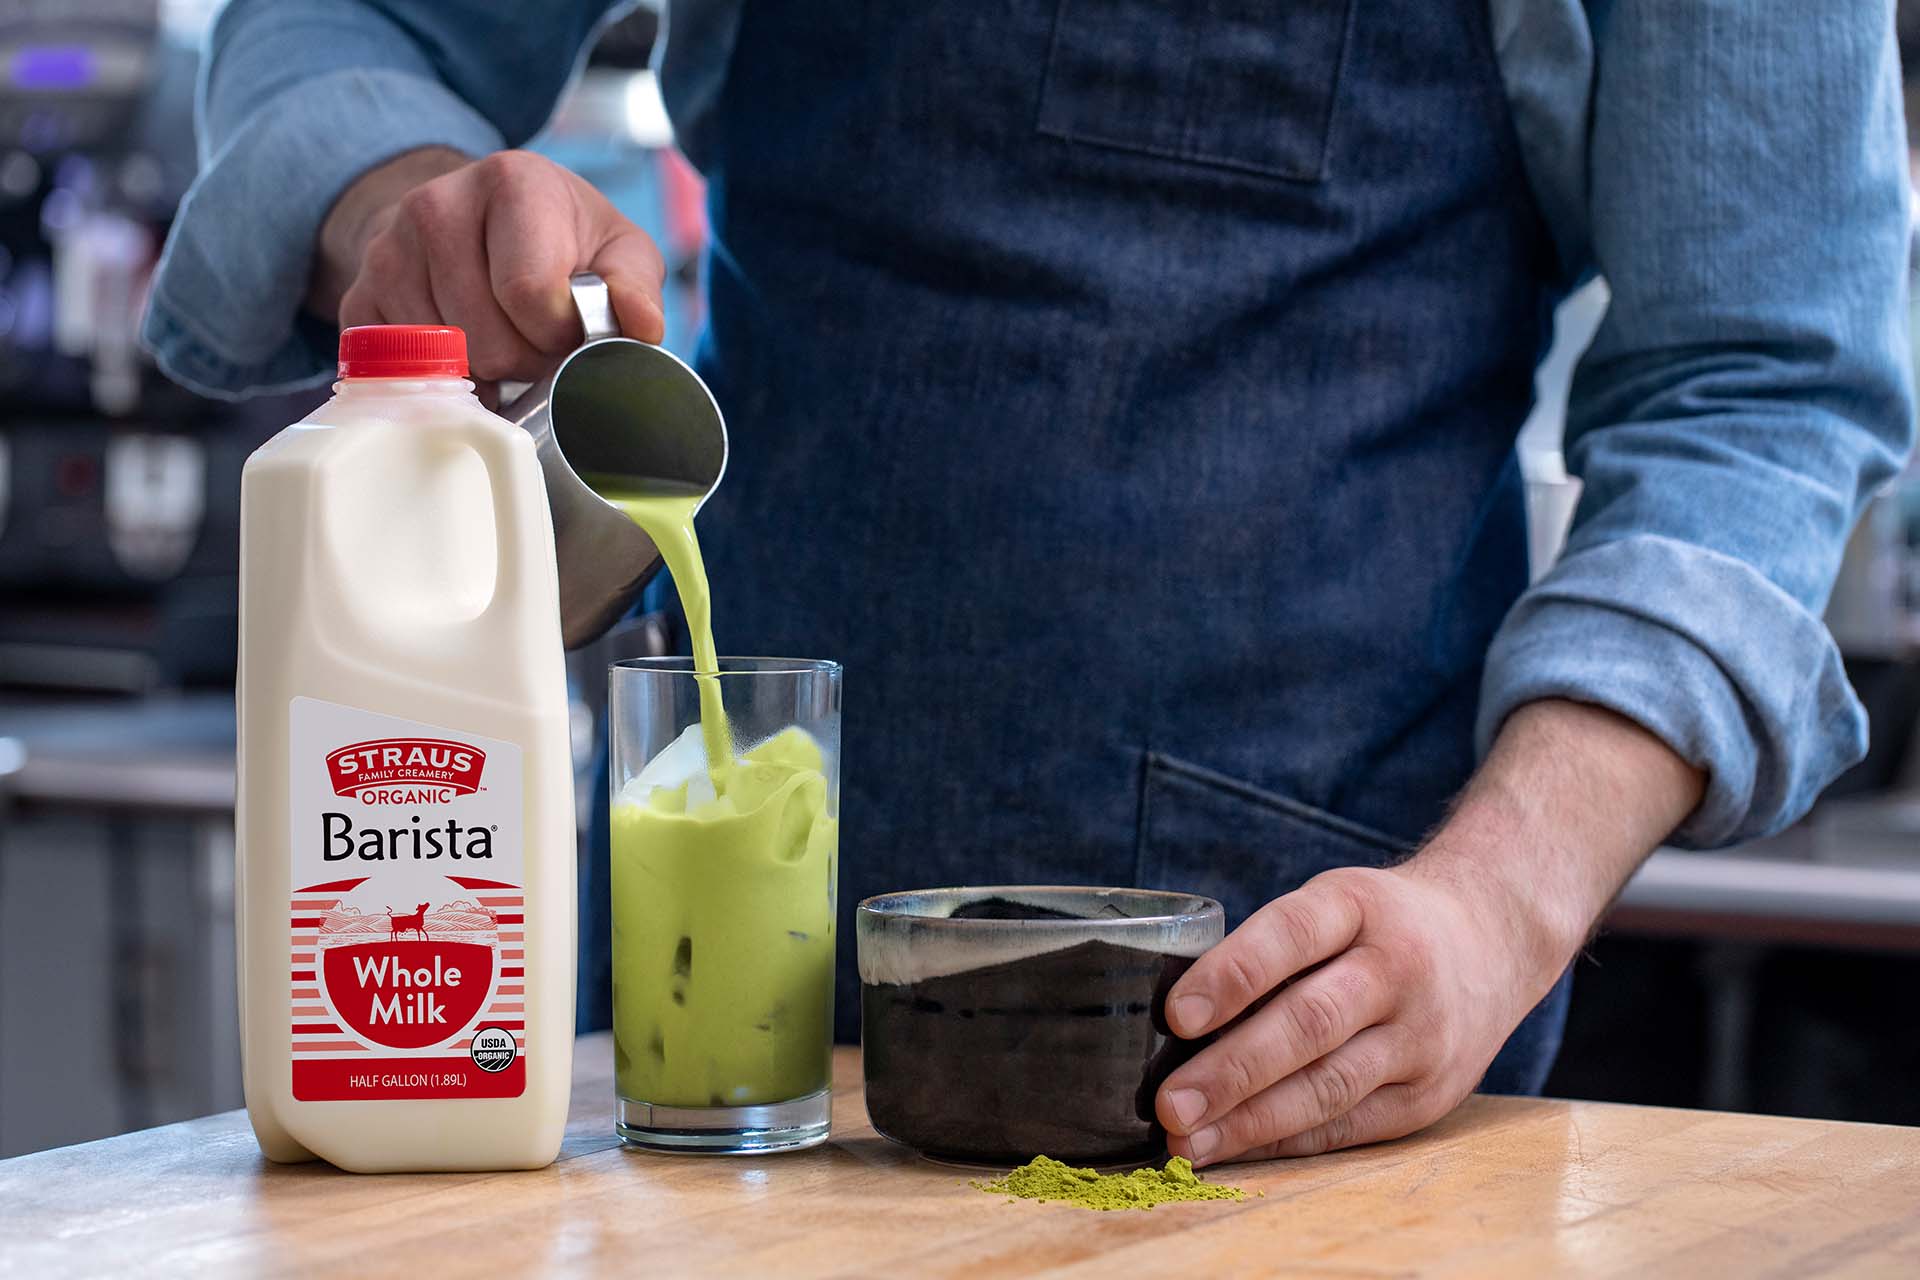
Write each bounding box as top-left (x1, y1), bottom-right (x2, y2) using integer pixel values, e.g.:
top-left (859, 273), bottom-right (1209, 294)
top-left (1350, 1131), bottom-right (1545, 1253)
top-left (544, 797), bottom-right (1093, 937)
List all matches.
top-left (570, 273), bottom-right (621, 342)
top-left (495, 274), bottom-right (626, 411)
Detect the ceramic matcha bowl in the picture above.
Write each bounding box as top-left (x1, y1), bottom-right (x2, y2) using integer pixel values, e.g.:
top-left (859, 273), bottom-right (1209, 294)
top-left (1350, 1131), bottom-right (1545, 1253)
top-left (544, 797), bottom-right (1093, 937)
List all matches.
top-left (856, 886), bottom-right (1224, 1165)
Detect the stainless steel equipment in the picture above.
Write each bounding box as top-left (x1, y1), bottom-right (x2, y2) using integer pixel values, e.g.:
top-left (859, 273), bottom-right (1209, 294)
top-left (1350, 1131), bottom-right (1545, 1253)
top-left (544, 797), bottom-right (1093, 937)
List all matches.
top-left (497, 273), bottom-right (728, 649)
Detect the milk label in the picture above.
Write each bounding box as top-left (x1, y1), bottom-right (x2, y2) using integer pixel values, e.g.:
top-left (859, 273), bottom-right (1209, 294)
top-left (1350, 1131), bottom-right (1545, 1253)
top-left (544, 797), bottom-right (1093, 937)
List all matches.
top-left (288, 696), bottom-right (527, 1100)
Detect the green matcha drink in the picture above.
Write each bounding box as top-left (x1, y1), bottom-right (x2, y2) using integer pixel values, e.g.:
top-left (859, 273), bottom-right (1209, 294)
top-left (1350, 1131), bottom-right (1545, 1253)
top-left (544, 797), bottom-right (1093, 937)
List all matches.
top-left (590, 478), bottom-right (838, 1115)
top-left (610, 726), bottom-right (837, 1107)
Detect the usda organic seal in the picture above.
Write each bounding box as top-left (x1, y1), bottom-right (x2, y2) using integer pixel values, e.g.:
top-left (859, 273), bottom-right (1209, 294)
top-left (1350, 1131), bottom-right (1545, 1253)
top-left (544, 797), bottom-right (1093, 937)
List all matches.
top-left (470, 1026), bottom-right (517, 1073)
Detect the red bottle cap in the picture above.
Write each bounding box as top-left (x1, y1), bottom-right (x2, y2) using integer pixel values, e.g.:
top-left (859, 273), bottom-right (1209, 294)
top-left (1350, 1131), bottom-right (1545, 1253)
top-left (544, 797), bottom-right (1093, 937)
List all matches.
top-left (337, 325), bottom-right (469, 379)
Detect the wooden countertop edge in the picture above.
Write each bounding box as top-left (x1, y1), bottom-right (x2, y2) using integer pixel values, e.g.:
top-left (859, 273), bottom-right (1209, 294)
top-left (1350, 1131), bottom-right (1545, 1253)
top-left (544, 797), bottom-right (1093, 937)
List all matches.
top-left (8, 1039), bottom-right (1920, 1174)
top-left (6, 1041), bottom-right (1920, 1279)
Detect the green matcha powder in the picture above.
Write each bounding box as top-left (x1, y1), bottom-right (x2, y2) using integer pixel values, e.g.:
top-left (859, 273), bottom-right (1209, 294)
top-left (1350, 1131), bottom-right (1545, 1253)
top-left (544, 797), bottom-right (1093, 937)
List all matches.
top-left (972, 1155), bottom-right (1251, 1211)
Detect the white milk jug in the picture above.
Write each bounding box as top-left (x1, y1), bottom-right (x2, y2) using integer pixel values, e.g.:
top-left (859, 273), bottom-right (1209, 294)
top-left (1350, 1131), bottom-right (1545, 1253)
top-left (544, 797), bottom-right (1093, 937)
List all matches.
top-left (236, 324), bottom-right (574, 1171)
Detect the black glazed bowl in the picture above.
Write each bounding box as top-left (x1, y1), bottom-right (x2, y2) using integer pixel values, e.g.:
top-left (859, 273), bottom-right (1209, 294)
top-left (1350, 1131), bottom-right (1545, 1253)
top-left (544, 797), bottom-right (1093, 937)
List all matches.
top-left (856, 886), bottom-right (1224, 1165)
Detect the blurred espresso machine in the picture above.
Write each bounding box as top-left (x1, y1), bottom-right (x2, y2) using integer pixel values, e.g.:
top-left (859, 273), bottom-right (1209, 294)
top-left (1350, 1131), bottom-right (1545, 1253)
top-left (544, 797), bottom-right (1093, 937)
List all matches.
top-left (0, 0), bottom-right (300, 695)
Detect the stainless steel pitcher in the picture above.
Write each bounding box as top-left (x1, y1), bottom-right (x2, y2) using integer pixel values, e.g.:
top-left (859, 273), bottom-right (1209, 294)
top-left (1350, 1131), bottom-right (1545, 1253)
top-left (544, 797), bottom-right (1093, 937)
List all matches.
top-left (498, 274), bottom-right (728, 649)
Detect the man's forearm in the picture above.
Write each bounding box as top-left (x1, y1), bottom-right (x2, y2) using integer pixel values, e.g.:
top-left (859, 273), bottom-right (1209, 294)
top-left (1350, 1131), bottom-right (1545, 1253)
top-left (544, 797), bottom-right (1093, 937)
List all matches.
top-left (1403, 699), bottom-right (1707, 986)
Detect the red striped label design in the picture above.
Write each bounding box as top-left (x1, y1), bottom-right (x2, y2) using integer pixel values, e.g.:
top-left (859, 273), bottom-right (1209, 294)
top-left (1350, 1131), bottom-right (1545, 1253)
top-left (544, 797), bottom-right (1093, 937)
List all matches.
top-left (287, 700), bottom-right (528, 1102)
top-left (287, 877), bottom-right (529, 1097)
top-left (294, 876), bottom-right (372, 895)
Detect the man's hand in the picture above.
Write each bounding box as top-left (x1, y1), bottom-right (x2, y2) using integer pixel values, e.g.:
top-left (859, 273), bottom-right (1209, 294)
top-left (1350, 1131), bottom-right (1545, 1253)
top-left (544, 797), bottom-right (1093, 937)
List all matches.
top-left (310, 147), bottom-right (666, 386)
top-left (1155, 699), bottom-right (1706, 1165)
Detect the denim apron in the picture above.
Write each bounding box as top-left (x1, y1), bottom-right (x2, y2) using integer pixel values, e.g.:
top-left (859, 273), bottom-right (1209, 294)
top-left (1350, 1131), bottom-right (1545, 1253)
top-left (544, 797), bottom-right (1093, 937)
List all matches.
top-left (584, 0), bottom-right (1573, 1093)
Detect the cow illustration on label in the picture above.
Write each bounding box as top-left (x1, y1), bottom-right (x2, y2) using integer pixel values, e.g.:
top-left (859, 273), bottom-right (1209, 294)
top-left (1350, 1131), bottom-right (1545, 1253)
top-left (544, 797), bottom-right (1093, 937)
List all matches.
top-left (386, 902), bottom-right (432, 941)
top-left (315, 887), bottom-right (499, 1045)
top-left (288, 699), bottom-right (530, 1102)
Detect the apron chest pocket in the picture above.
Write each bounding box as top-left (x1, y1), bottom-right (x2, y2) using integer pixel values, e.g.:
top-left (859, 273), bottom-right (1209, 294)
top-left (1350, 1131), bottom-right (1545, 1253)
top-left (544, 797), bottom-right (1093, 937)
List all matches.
top-left (1036, 0), bottom-right (1356, 182)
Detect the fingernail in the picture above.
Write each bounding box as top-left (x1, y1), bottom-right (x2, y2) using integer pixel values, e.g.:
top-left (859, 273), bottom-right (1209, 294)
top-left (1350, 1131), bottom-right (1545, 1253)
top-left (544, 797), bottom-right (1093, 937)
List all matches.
top-left (1166, 1088), bottom-right (1208, 1130)
top-left (1188, 1125), bottom-right (1218, 1164)
top-left (1172, 994), bottom-right (1214, 1034)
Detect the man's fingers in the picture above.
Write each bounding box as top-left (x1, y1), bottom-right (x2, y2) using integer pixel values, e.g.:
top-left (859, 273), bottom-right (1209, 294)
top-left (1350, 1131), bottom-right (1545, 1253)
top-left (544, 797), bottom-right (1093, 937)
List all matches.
top-left (1158, 953), bottom-right (1392, 1136)
top-left (1166, 879), bottom-right (1364, 1038)
top-left (478, 155), bottom-right (667, 349)
top-left (1260, 1081), bottom-right (1430, 1159)
top-left (1166, 1026), bottom-right (1406, 1167)
top-left (482, 154), bottom-right (594, 354)
top-left (584, 221), bottom-right (667, 344)
top-left (342, 220), bottom-right (439, 331)
top-left (336, 150), bottom-right (668, 368)
top-left (570, 166), bottom-right (666, 343)
top-left (337, 281), bottom-right (384, 330)
top-left (409, 181), bottom-right (548, 383)
top-left (1191, 1084), bottom-right (1422, 1166)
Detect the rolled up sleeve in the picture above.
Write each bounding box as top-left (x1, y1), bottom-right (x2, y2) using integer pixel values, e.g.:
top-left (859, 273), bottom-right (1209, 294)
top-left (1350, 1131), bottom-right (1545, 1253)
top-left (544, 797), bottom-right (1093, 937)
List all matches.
top-left (143, 0), bottom-right (622, 399)
top-left (1477, 0), bottom-right (1915, 846)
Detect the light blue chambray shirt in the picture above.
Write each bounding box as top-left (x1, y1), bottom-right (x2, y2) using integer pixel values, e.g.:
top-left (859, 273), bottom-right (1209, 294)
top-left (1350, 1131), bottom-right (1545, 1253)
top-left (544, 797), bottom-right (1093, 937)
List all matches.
top-left (144, 0), bottom-right (1917, 848)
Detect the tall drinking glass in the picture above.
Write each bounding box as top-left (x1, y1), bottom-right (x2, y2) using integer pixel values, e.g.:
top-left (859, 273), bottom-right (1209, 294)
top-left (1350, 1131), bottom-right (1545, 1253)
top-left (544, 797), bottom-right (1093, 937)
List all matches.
top-left (608, 657), bottom-right (841, 1153)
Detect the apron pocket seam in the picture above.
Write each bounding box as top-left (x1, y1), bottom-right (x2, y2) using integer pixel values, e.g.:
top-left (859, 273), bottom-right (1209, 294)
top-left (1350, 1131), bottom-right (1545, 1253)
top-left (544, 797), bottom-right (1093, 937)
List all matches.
top-left (1143, 751), bottom-right (1409, 857)
top-left (1034, 125), bottom-right (1332, 185)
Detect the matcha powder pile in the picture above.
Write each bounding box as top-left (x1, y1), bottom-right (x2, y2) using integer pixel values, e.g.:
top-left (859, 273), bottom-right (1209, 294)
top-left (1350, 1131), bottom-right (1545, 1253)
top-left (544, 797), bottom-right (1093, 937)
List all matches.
top-left (972, 1155), bottom-right (1250, 1211)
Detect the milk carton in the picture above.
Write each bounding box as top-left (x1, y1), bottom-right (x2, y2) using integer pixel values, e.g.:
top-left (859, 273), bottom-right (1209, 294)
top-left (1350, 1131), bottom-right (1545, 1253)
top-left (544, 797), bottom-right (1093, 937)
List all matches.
top-left (235, 325), bottom-right (574, 1171)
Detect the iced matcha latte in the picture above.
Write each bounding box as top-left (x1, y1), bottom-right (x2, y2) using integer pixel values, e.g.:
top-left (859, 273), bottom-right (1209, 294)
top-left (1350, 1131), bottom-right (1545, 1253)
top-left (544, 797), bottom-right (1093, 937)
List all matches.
top-left (611, 725), bottom-right (837, 1108)
top-left (595, 478), bottom-right (840, 1151)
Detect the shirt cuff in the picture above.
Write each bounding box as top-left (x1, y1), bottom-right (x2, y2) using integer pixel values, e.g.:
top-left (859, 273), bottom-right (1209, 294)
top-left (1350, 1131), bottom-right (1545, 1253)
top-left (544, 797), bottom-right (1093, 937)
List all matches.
top-left (141, 67), bottom-right (505, 399)
top-left (1475, 534), bottom-right (1866, 848)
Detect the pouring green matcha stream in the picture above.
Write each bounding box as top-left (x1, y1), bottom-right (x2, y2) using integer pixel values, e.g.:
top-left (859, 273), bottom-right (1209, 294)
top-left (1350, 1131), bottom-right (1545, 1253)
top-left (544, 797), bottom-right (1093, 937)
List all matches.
top-left (587, 479), bottom-right (733, 779)
top-left (588, 476), bottom-right (838, 1110)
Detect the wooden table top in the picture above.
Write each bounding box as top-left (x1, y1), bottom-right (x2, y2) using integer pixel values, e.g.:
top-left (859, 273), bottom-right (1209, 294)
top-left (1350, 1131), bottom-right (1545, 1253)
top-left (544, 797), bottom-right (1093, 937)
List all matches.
top-left (4, 1035), bottom-right (1918, 1279)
